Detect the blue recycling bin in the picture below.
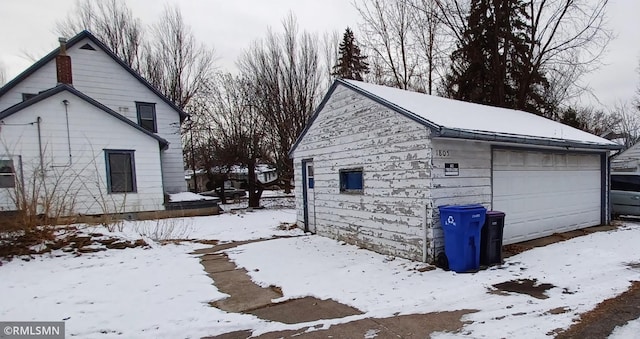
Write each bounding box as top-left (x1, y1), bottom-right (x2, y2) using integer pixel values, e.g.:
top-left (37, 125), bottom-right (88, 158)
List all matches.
top-left (438, 204), bottom-right (487, 273)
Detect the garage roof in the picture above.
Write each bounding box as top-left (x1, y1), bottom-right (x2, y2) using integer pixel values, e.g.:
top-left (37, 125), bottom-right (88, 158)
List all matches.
top-left (339, 79), bottom-right (620, 149)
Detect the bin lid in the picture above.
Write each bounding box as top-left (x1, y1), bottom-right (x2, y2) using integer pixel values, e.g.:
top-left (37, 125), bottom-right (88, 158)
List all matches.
top-left (438, 204), bottom-right (486, 211)
top-left (486, 211), bottom-right (506, 217)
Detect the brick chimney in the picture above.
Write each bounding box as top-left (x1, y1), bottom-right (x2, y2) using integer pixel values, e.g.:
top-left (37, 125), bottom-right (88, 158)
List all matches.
top-left (56, 37), bottom-right (73, 85)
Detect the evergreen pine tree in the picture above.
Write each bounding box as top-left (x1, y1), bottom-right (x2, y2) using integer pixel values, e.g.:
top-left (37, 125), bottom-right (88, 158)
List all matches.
top-left (332, 27), bottom-right (369, 81)
top-left (444, 0), bottom-right (549, 115)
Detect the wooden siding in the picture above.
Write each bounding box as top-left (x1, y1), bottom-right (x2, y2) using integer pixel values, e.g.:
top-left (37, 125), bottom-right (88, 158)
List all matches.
top-left (0, 37), bottom-right (185, 193)
top-left (293, 85), bottom-right (433, 261)
top-left (612, 142), bottom-right (640, 172)
top-left (429, 138), bottom-right (492, 260)
top-left (0, 91), bottom-right (164, 214)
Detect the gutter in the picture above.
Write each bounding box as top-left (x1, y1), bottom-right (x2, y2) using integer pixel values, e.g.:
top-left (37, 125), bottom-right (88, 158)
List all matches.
top-left (437, 127), bottom-right (623, 151)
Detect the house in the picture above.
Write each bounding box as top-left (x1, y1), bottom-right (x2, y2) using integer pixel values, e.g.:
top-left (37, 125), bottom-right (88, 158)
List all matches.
top-left (189, 165), bottom-right (280, 192)
top-left (289, 79), bottom-right (622, 263)
top-left (611, 143), bottom-right (640, 172)
top-left (0, 31), bottom-right (187, 216)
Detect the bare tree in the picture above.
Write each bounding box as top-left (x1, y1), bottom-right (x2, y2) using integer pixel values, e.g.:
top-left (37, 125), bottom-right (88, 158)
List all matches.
top-left (408, 0), bottom-right (450, 94)
top-left (143, 5), bottom-right (217, 111)
top-left (353, 0), bottom-right (449, 93)
top-left (239, 14), bottom-right (322, 193)
top-left (55, 0), bottom-right (143, 69)
top-left (199, 73), bottom-right (268, 207)
top-left (321, 30), bottom-right (341, 88)
top-left (610, 101), bottom-right (640, 149)
top-left (354, 0), bottom-right (421, 90)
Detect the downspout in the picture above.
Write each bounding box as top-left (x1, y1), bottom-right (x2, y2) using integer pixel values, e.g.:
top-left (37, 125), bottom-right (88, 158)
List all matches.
top-left (422, 204), bottom-right (428, 263)
top-left (63, 99), bottom-right (72, 165)
top-left (52, 99), bottom-right (72, 167)
top-left (36, 117), bottom-right (44, 174)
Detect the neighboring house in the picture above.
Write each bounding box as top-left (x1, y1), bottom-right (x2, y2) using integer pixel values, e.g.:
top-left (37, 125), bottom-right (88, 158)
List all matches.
top-left (611, 143), bottom-right (640, 172)
top-left (228, 164), bottom-right (278, 184)
top-left (0, 31), bottom-right (187, 215)
top-left (191, 165), bottom-right (280, 191)
top-left (185, 169), bottom-right (209, 192)
top-left (290, 79), bottom-right (622, 263)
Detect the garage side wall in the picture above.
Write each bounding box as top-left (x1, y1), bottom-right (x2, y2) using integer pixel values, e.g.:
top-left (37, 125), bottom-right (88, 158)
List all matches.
top-left (293, 85), bottom-right (433, 261)
top-left (430, 139), bottom-right (492, 259)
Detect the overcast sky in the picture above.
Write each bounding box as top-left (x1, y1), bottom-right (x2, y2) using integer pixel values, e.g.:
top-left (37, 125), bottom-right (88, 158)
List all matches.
top-left (1, 0), bottom-right (638, 110)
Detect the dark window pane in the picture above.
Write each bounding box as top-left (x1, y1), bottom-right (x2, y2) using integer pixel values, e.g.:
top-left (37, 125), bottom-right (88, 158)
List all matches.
top-left (0, 175), bottom-right (15, 188)
top-left (0, 160), bottom-right (15, 188)
top-left (340, 169), bottom-right (363, 192)
top-left (0, 160), bottom-right (13, 174)
top-left (136, 103), bottom-right (156, 132)
top-left (140, 119), bottom-right (155, 132)
top-left (107, 152), bottom-right (135, 193)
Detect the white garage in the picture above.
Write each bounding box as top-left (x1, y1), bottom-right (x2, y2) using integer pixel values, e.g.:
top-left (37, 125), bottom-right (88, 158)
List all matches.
top-left (492, 149), bottom-right (603, 244)
top-left (290, 79), bottom-right (622, 263)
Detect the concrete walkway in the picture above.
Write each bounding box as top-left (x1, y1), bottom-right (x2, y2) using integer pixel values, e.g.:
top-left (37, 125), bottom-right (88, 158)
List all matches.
top-left (208, 310), bottom-right (475, 338)
top-left (195, 240), bottom-right (474, 338)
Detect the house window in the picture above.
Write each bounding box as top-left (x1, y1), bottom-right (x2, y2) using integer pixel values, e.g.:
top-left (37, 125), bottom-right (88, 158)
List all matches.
top-left (136, 102), bottom-right (157, 133)
top-left (0, 159), bottom-right (15, 188)
top-left (105, 150), bottom-right (136, 193)
top-left (307, 163), bottom-right (314, 189)
top-left (22, 93), bottom-right (37, 101)
top-left (340, 168), bottom-right (363, 193)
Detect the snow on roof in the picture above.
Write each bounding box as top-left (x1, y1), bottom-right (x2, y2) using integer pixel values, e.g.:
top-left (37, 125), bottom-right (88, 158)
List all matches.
top-left (342, 79), bottom-right (617, 147)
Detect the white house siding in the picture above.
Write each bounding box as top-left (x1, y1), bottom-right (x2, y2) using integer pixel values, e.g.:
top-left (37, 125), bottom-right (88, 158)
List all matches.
top-left (429, 138), bottom-right (492, 259)
top-left (293, 85), bottom-right (433, 261)
top-left (0, 91), bottom-right (164, 215)
top-left (612, 143), bottom-right (640, 172)
top-left (0, 38), bottom-right (186, 193)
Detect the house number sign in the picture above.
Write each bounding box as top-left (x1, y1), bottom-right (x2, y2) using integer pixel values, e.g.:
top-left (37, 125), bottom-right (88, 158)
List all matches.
top-left (445, 163), bottom-right (459, 176)
top-left (436, 150), bottom-right (450, 157)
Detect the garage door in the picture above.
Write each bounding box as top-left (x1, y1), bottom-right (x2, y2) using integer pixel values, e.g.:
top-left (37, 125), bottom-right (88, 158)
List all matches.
top-left (493, 149), bottom-right (602, 244)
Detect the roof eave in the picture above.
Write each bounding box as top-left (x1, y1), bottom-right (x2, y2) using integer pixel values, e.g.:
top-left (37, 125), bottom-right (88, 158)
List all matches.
top-left (288, 78), bottom-right (442, 158)
top-left (0, 30), bottom-right (189, 121)
top-left (437, 127), bottom-right (623, 151)
top-left (0, 84), bottom-right (170, 149)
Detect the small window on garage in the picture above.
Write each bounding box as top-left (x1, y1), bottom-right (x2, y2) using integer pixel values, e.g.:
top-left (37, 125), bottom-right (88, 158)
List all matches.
top-left (0, 159), bottom-right (16, 188)
top-left (612, 175), bottom-right (640, 192)
top-left (340, 168), bottom-right (363, 193)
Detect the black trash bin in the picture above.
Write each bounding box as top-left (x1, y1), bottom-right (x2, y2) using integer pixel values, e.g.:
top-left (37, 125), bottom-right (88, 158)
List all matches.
top-left (480, 211), bottom-right (505, 266)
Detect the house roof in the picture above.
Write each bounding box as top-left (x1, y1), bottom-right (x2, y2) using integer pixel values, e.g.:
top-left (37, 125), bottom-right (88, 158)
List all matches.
top-left (0, 30), bottom-right (188, 122)
top-left (290, 79), bottom-right (622, 156)
top-left (0, 84), bottom-right (169, 149)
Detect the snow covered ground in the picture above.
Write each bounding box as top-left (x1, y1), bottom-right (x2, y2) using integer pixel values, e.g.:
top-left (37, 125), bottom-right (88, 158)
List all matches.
top-left (1, 209), bottom-right (640, 338)
top-left (0, 209), bottom-right (299, 338)
top-left (226, 222), bottom-right (640, 337)
top-left (610, 317), bottom-right (640, 338)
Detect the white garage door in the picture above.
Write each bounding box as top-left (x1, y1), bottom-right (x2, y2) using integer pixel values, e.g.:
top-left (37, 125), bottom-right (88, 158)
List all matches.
top-left (493, 149), bottom-right (602, 244)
